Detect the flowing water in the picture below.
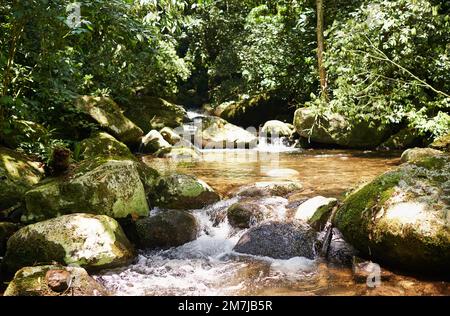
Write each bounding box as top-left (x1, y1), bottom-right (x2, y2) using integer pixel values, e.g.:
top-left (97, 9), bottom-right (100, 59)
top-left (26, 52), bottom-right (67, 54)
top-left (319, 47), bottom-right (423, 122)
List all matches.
top-left (94, 145), bottom-right (449, 296)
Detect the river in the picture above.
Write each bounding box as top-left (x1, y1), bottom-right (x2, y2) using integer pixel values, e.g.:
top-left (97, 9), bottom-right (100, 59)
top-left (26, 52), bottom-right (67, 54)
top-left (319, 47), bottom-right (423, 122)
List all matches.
top-left (93, 149), bottom-right (449, 296)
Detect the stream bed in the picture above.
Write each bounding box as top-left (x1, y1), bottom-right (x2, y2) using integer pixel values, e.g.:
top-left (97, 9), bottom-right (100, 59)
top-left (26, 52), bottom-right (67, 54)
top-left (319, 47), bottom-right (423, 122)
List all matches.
top-left (94, 149), bottom-right (450, 296)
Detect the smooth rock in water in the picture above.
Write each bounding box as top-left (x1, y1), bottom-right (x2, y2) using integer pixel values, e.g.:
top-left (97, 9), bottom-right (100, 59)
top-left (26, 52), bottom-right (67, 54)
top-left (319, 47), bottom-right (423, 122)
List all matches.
top-left (194, 116), bottom-right (258, 149)
top-left (0, 222), bottom-right (19, 256)
top-left (334, 155), bottom-right (450, 275)
top-left (0, 147), bottom-right (44, 213)
top-left (75, 132), bottom-right (135, 161)
top-left (24, 158), bottom-right (150, 222)
top-left (124, 96), bottom-right (187, 132)
top-left (74, 96), bottom-right (143, 146)
top-left (227, 202), bottom-right (265, 229)
top-left (135, 210), bottom-right (198, 249)
top-left (160, 127), bottom-right (182, 145)
top-left (236, 181), bottom-right (302, 198)
top-left (4, 213), bottom-right (134, 272)
top-left (400, 147), bottom-right (443, 163)
top-left (318, 228), bottom-right (358, 266)
top-left (4, 265), bottom-right (109, 296)
top-left (233, 221), bottom-right (317, 259)
top-left (149, 174), bottom-right (220, 210)
top-left (294, 108), bottom-right (391, 148)
top-left (141, 130), bottom-right (172, 154)
top-left (261, 120), bottom-right (295, 138)
top-left (430, 133), bottom-right (450, 152)
top-left (295, 196), bottom-right (337, 231)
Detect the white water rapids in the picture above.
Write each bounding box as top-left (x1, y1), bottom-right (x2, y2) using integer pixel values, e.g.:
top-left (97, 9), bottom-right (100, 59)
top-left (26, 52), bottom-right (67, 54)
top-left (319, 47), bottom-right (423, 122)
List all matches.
top-left (94, 197), bottom-right (317, 296)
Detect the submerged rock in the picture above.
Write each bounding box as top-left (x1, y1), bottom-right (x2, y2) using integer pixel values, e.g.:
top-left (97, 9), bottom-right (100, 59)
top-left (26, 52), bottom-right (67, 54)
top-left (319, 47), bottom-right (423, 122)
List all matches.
top-left (75, 132), bottom-right (135, 161)
top-left (141, 130), bottom-right (172, 154)
top-left (149, 174), bottom-right (220, 210)
top-left (261, 120), bottom-right (294, 138)
top-left (4, 265), bottom-right (109, 296)
top-left (194, 116), bottom-right (258, 149)
top-left (74, 96), bottom-right (143, 146)
top-left (0, 147), bottom-right (44, 214)
top-left (4, 213), bottom-right (134, 273)
top-left (124, 96), bottom-right (187, 132)
top-left (135, 210), bottom-right (198, 249)
top-left (400, 147), bottom-right (443, 163)
top-left (334, 155), bottom-right (450, 275)
top-left (233, 221), bottom-right (317, 259)
top-left (293, 108), bottom-right (391, 148)
top-left (235, 181), bottom-right (302, 198)
top-left (295, 196), bottom-right (337, 231)
top-left (24, 158), bottom-right (150, 222)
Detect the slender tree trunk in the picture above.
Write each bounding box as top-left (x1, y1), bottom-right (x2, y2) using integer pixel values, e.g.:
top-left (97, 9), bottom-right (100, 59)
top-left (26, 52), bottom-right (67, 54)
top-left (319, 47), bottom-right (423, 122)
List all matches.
top-left (316, 0), bottom-right (328, 99)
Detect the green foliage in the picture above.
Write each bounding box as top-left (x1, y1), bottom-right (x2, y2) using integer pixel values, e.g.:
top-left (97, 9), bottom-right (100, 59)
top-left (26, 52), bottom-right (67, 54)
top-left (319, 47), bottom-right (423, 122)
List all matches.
top-left (183, 0), bottom-right (318, 105)
top-left (308, 0), bottom-right (450, 137)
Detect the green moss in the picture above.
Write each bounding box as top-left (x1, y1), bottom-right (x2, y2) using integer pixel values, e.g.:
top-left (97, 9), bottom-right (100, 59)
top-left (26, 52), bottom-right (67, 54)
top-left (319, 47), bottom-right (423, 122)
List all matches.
top-left (75, 96), bottom-right (143, 145)
top-left (4, 229), bottom-right (67, 273)
top-left (75, 132), bottom-right (136, 161)
top-left (334, 170), bottom-right (402, 251)
top-left (0, 147), bottom-right (44, 211)
top-left (124, 96), bottom-right (187, 131)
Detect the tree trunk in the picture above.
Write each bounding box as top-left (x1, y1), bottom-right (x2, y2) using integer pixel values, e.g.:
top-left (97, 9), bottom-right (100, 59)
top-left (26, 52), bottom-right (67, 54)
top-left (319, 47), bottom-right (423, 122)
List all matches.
top-left (316, 0), bottom-right (328, 99)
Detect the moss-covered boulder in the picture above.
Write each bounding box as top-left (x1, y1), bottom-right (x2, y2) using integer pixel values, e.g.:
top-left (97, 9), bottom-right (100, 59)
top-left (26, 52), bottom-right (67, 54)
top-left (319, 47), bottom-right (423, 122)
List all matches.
top-left (149, 174), bottom-right (220, 210)
top-left (135, 210), bottom-right (198, 249)
top-left (295, 196), bottom-right (337, 231)
top-left (24, 158), bottom-right (150, 222)
top-left (136, 161), bottom-right (160, 195)
top-left (0, 120), bottom-right (48, 149)
top-left (141, 130), bottom-right (172, 154)
top-left (75, 96), bottom-right (143, 145)
top-left (400, 147), bottom-right (443, 163)
top-left (227, 202), bottom-right (265, 229)
top-left (0, 222), bottom-right (19, 256)
top-left (378, 127), bottom-right (427, 150)
top-left (333, 155), bottom-right (450, 275)
top-left (430, 133), bottom-right (450, 152)
top-left (261, 120), bottom-right (295, 138)
top-left (294, 108), bottom-right (391, 148)
top-left (124, 96), bottom-right (187, 132)
top-left (0, 147), bottom-right (44, 213)
top-left (75, 132), bottom-right (135, 161)
top-left (4, 265), bottom-right (109, 296)
top-left (219, 94), bottom-right (292, 128)
top-left (4, 213), bottom-right (134, 273)
top-left (233, 221), bottom-right (317, 259)
top-left (194, 116), bottom-right (258, 149)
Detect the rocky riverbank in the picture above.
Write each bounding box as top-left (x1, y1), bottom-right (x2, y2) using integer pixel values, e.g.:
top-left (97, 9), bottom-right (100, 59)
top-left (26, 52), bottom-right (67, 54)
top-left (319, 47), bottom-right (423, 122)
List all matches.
top-left (1, 95), bottom-right (449, 295)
